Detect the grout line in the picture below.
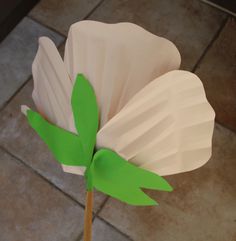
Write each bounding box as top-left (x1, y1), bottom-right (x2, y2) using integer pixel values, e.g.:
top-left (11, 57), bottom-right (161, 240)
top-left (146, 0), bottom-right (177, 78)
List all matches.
top-left (1, 145), bottom-right (85, 241)
top-left (57, 39), bottom-right (66, 50)
top-left (94, 196), bottom-right (110, 216)
top-left (214, 119), bottom-right (236, 134)
top-left (0, 145), bottom-right (86, 210)
top-left (97, 216), bottom-right (135, 241)
top-left (191, 16), bottom-right (236, 134)
top-left (76, 232), bottom-right (84, 241)
top-left (84, 0), bottom-right (106, 19)
top-left (78, 216), bottom-right (134, 241)
top-left (192, 16), bottom-right (229, 72)
top-left (0, 75), bottom-right (31, 113)
top-left (27, 15), bottom-right (67, 37)
top-left (75, 195), bottom-right (109, 240)
top-left (27, 0), bottom-right (106, 36)
top-left (201, 0), bottom-right (236, 17)
top-left (0, 40), bottom-right (65, 114)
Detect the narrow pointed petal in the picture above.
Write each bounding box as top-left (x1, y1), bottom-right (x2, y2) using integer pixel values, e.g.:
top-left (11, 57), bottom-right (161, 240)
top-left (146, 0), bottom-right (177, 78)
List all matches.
top-left (32, 37), bottom-right (74, 132)
top-left (32, 37), bottom-right (85, 175)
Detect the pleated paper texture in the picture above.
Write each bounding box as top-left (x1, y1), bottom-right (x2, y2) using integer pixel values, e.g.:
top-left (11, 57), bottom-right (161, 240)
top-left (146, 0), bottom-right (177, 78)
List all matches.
top-left (97, 70), bottom-right (215, 176)
top-left (29, 20), bottom-right (214, 177)
top-left (64, 21), bottom-right (181, 127)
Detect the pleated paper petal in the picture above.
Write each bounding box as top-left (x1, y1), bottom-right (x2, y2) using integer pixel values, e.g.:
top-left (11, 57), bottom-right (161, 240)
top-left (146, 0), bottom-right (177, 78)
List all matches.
top-left (31, 37), bottom-right (85, 175)
top-left (32, 37), bottom-right (74, 132)
top-left (97, 70), bottom-right (215, 176)
top-left (64, 21), bottom-right (181, 127)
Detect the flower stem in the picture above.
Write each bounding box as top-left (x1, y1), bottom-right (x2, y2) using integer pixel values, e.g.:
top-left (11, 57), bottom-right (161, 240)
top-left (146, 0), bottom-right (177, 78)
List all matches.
top-left (83, 190), bottom-right (93, 241)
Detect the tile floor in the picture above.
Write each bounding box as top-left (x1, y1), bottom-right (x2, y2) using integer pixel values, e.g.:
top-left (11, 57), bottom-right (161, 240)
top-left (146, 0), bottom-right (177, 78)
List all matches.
top-left (0, 0), bottom-right (235, 240)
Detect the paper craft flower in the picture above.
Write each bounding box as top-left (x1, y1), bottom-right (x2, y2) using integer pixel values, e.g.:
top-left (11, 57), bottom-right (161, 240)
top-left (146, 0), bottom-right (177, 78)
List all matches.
top-left (21, 21), bottom-right (215, 206)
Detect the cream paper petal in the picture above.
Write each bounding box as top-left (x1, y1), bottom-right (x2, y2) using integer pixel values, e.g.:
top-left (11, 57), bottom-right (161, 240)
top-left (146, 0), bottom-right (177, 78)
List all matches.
top-left (96, 70), bottom-right (215, 176)
top-left (64, 20), bottom-right (181, 127)
top-left (31, 37), bottom-right (84, 175)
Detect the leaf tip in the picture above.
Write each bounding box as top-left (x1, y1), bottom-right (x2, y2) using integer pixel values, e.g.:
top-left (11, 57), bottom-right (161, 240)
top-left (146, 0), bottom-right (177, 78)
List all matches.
top-left (148, 199), bottom-right (159, 206)
top-left (76, 73), bottom-right (86, 82)
top-left (21, 105), bottom-right (30, 116)
top-left (164, 181), bottom-right (174, 192)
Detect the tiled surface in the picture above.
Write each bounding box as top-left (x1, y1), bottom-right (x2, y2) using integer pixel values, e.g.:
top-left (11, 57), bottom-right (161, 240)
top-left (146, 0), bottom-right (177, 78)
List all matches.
top-left (195, 18), bottom-right (236, 132)
top-left (202, 0), bottom-right (236, 14)
top-left (29, 0), bottom-right (102, 35)
top-left (99, 124), bottom-right (236, 241)
top-left (0, 1), bottom-right (236, 241)
top-left (0, 17), bottom-right (64, 109)
top-left (80, 218), bottom-right (132, 241)
top-left (88, 0), bottom-right (227, 70)
top-left (0, 148), bottom-right (84, 241)
top-left (0, 80), bottom-right (107, 212)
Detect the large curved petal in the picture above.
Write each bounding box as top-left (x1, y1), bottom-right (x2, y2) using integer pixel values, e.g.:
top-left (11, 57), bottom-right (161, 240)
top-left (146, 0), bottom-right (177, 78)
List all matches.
top-left (64, 20), bottom-right (181, 127)
top-left (31, 37), bottom-right (84, 175)
top-left (97, 70), bottom-right (215, 176)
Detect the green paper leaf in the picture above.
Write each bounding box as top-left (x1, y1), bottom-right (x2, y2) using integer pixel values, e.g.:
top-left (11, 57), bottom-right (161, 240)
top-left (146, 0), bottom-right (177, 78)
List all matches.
top-left (26, 109), bottom-right (87, 167)
top-left (87, 148), bottom-right (173, 206)
top-left (71, 74), bottom-right (99, 163)
top-left (24, 74), bottom-right (173, 206)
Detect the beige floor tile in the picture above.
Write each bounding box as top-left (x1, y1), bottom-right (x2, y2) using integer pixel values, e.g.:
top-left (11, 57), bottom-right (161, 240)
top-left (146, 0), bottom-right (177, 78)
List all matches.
top-left (88, 0), bottom-right (226, 70)
top-left (29, 0), bottom-right (102, 35)
top-left (0, 17), bottom-right (64, 108)
top-left (195, 18), bottom-right (236, 132)
top-left (0, 80), bottom-right (107, 212)
top-left (80, 218), bottom-right (132, 241)
top-left (99, 124), bottom-right (236, 241)
top-left (0, 148), bottom-right (84, 241)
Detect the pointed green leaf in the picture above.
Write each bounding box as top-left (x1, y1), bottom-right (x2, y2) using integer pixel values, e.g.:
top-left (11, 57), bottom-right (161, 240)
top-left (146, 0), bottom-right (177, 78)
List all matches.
top-left (87, 148), bottom-right (173, 206)
top-left (71, 74), bottom-right (99, 163)
top-left (26, 109), bottom-right (87, 167)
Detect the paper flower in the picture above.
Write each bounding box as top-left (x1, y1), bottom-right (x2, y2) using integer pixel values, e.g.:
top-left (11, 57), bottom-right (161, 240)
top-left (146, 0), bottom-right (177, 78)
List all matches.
top-left (21, 21), bottom-right (215, 206)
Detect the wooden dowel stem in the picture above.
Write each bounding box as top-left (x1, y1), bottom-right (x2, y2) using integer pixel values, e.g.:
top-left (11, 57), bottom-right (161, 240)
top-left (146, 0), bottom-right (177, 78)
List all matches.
top-left (83, 191), bottom-right (93, 241)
